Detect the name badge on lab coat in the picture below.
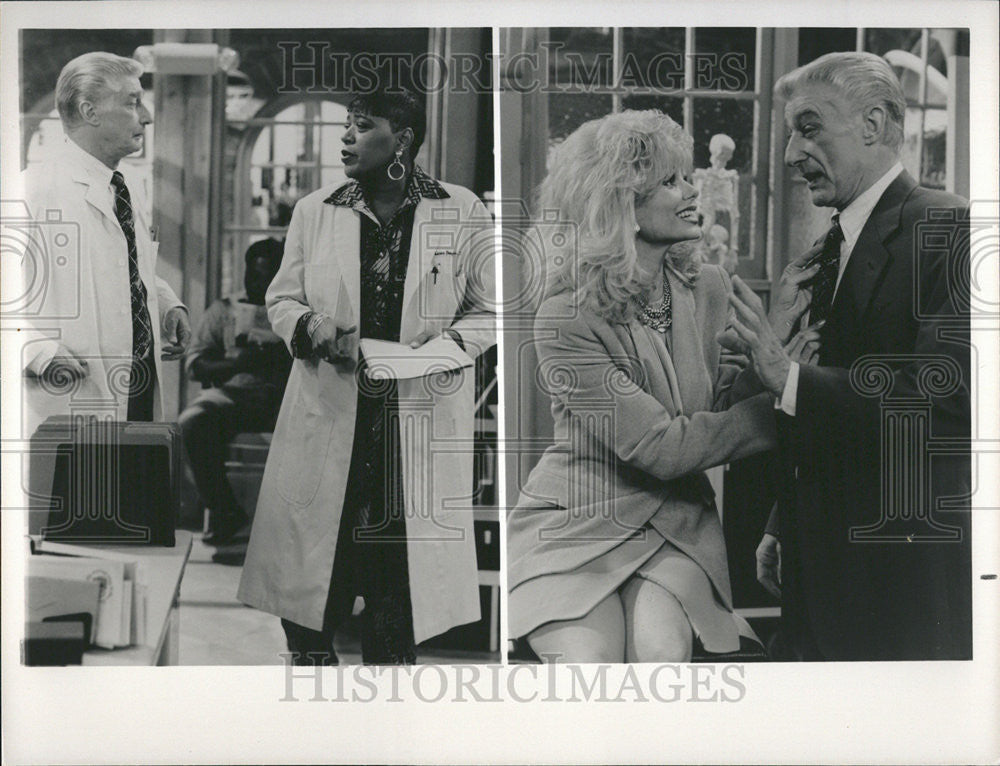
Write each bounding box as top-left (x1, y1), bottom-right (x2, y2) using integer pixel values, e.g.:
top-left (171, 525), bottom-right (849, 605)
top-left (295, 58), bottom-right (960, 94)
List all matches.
top-left (423, 251), bottom-right (461, 320)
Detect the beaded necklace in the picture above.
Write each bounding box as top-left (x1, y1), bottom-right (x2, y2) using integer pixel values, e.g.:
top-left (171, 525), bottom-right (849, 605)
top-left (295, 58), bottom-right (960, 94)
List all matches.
top-left (635, 263), bottom-right (672, 334)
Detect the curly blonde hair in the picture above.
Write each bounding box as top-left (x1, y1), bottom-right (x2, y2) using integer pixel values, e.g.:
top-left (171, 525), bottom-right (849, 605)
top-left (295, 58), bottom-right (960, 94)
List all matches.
top-left (538, 109), bottom-right (700, 322)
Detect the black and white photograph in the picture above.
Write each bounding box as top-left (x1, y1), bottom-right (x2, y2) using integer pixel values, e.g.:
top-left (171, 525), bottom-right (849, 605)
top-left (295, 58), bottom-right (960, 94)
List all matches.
top-left (5, 25), bottom-right (499, 668)
top-left (502, 25), bottom-right (974, 664)
top-left (1, 2), bottom-right (997, 765)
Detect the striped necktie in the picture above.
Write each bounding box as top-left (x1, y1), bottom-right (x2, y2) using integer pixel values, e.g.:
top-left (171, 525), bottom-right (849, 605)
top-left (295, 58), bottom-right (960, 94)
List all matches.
top-left (808, 214), bottom-right (844, 325)
top-left (110, 171), bottom-right (154, 361)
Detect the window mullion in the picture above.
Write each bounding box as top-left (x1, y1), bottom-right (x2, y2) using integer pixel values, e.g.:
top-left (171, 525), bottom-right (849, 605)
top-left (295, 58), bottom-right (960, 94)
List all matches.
top-left (753, 27), bottom-right (774, 279)
top-left (683, 27), bottom-right (695, 132)
top-left (612, 27), bottom-right (623, 113)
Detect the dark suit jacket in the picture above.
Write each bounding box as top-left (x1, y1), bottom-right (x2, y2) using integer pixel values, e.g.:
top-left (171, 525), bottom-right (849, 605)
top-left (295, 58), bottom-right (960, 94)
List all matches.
top-left (776, 171), bottom-right (972, 661)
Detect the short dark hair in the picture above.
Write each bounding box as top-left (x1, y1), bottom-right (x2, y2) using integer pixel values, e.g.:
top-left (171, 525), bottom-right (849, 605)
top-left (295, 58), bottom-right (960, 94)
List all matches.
top-left (348, 89), bottom-right (427, 159)
top-left (244, 237), bottom-right (284, 269)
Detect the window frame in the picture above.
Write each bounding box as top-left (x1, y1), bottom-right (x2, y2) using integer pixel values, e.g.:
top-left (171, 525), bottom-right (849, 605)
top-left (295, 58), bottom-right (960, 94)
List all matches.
top-left (225, 95), bottom-right (351, 296)
top-left (542, 26), bottom-right (775, 288)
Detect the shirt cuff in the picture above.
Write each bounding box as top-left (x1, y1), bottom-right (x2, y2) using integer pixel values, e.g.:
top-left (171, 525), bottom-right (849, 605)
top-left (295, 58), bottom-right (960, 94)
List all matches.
top-left (776, 361), bottom-right (799, 416)
top-left (290, 312), bottom-right (315, 359)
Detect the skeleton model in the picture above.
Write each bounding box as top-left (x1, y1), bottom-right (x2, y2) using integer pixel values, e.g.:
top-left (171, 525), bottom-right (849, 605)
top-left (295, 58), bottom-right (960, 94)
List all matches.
top-left (693, 133), bottom-right (739, 274)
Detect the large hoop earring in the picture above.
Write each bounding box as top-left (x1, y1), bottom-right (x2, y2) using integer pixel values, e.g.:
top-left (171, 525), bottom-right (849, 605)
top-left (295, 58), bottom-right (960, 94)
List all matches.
top-left (387, 149), bottom-right (405, 181)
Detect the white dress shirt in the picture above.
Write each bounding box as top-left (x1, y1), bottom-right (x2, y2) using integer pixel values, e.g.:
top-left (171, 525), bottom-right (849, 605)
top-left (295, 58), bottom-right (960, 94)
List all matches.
top-left (778, 162), bottom-right (904, 415)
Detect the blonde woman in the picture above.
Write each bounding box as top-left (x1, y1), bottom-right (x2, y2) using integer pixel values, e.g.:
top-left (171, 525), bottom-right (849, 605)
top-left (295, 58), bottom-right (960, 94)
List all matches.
top-left (508, 110), bottom-right (797, 663)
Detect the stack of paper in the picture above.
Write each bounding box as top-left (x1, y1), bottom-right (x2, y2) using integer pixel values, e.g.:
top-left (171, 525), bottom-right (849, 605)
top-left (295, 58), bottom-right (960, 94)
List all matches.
top-left (26, 576), bottom-right (101, 644)
top-left (27, 539), bottom-right (147, 649)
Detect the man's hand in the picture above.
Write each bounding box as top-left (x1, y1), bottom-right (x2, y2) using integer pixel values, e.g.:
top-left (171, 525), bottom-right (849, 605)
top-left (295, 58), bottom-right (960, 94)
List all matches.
top-left (40, 353), bottom-right (89, 385)
top-left (311, 317), bottom-right (357, 364)
top-left (784, 320), bottom-right (824, 366)
top-left (769, 245), bottom-right (822, 344)
top-left (756, 532), bottom-right (782, 599)
top-left (721, 275), bottom-right (792, 397)
top-left (161, 307), bottom-right (192, 360)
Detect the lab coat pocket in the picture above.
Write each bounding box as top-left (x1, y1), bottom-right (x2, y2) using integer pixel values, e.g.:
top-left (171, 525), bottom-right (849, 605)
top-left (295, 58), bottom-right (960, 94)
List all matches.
top-left (274, 405), bottom-right (335, 506)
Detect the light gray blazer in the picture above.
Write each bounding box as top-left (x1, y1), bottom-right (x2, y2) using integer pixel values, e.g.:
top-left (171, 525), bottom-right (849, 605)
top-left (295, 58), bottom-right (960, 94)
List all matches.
top-left (507, 264), bottom-right (776, 609)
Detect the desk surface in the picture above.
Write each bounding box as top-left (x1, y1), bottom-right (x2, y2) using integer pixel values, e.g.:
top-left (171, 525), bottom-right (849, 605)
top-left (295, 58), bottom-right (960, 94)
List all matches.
top-left (81, 531), bottom-right (193, 666)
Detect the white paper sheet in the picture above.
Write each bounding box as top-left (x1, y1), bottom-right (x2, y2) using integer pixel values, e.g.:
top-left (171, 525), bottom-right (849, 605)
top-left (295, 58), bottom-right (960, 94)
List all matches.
top-left (360, 336), bottom-right (474, 380)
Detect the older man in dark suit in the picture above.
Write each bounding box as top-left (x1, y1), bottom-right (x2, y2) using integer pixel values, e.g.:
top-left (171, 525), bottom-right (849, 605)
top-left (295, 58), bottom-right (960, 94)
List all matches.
top-left (722, 52), bottom-right (971, 661)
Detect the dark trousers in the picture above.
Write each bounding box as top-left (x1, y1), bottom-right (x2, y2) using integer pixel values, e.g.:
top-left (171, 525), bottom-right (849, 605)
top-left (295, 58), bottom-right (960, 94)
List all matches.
top-left (178, 388), bottom-right (278, 516)
top-left (771, 555), bottom-right (825, 661)
top-left (281, 584), bottom-right (416, 667)
top-left (281, 376), bottom-right (415, 667)
top-left (126, 356), bottom-right (155, 422)
top-left (281, 504), bottom-right (416, 666)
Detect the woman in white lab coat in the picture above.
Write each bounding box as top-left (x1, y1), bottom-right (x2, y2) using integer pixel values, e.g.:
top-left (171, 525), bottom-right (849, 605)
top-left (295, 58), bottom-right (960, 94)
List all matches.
top-left (238, 89), bottom-right (495, 664)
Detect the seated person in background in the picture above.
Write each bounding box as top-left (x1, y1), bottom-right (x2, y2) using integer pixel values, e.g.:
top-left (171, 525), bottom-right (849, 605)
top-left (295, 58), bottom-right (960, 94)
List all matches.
top-left (179, 238), bottom-right (291, 546)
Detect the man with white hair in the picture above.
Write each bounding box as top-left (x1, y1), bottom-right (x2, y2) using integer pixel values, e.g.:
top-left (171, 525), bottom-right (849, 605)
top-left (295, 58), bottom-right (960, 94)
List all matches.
top-left (21, 51), bottom-right (190, 429)
top-left (721, 52), bottom-right (971, 660)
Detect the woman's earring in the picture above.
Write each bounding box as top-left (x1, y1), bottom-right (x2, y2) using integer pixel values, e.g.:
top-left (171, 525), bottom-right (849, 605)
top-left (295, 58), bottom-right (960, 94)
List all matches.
top-left (634, 223), bottom-right (641, 235)
top-left (387, 149), bottom-right (406, 181)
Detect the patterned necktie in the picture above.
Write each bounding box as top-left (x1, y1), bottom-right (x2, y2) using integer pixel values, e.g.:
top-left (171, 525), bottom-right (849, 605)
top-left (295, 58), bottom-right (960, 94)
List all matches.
top-left (809, 214), bottom-right (844, 325)
top-left (110, 171), bottom-right (154, 361)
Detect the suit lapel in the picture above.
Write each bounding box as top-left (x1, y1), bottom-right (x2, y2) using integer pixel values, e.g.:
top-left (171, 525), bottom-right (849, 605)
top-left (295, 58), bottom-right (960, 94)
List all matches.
top-left (69, 164), bottom-right (122, 239)
top-left (628, 318), bottom-right (682, 414)
top-left (83, 181), bottom-right (119, 230)
top-left (625, 269), bottom-right (708, 417)
top-left (836, 171), bottom-right (917, 319)
top-left (665, 268), bottom-right (713, 414)
top-left (61, 145), bottom-right (120, 231)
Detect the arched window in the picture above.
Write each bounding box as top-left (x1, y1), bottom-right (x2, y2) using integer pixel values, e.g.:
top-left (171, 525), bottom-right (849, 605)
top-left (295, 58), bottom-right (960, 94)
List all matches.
top-left (223, 97), bottom-right (349, 297)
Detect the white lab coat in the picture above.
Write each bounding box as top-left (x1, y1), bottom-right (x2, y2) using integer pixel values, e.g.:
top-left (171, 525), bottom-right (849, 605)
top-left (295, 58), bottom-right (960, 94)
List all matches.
top-left (238, 178), bottom-right (496, 643)
top-left (16, 139), bottom-right (184, 438)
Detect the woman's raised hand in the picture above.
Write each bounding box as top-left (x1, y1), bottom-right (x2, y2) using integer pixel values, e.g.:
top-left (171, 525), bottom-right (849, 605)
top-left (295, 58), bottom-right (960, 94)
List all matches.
top-left (720, 275), bottom-right (792, 397)
top-left (783, 320), bottom-right (824, 366)
top-left (769, 245), bottom-right (822, 343)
